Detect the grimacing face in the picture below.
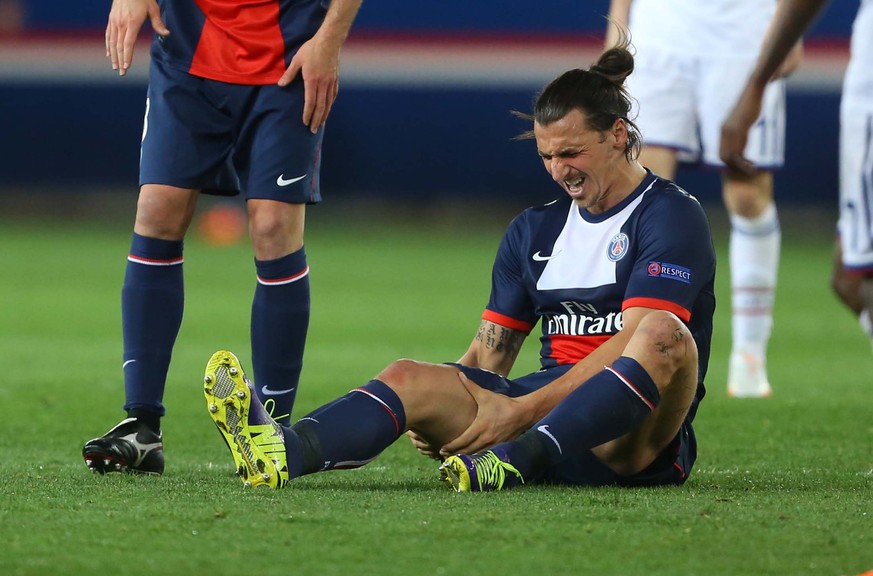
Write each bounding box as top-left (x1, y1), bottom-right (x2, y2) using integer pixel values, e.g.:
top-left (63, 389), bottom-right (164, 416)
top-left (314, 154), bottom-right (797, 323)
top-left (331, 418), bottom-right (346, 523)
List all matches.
top-left (534, 108), bottom-right (628, 214)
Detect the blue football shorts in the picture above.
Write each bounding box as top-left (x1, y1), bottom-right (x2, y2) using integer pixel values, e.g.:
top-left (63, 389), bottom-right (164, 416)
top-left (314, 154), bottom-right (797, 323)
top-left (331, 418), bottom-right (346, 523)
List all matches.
top-left (139, 58), bottom-right (323, 204)
top-left (450, 363), bottom-right (698, 487)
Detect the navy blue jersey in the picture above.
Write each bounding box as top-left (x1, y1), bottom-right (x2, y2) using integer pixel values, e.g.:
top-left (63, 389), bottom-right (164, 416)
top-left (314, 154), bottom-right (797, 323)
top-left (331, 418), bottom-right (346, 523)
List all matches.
top-left (484, 171), bottom-right (716, 400)
top-left (151, 0), bottom-right (329, 84)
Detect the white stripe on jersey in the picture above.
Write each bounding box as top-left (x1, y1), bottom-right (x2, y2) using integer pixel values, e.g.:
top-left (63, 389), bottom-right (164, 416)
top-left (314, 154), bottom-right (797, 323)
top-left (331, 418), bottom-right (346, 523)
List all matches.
top-left (536, 189), bottom-right (649, 291)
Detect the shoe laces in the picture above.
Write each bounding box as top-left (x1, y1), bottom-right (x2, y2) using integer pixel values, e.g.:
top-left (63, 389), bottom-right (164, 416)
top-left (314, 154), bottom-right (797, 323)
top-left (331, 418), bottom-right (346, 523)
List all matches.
top-left (472, 450), bottom-right (524, 489)
top-left (262, 398), bottom-right (290, 423)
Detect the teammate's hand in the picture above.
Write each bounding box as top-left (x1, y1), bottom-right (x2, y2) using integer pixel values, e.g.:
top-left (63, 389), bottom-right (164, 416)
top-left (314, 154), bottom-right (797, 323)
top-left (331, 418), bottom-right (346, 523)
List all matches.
top-left (106, 0), bottom-right (169, 76)
top-left (278, 34), bottom-right (341, 134)
top-left (719, 85), bottom-right (766, 177)
top-left (439, 372), bottom-right (527, 457)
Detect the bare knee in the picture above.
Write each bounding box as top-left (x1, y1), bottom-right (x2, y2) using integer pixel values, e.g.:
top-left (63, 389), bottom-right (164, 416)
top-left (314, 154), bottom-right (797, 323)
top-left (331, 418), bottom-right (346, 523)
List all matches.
top-left (134, 185), bottom-right (199, 239)
top-left (248, 200), bottom-right (304, 259)
top-left (376, 359), bottom-right (425, 390)
top-left (630, 311), bottom-right (697, 389)
top-left (722, 171), bottom-right (772, 218)
top-left (375, 359), bottom-right (477, 438)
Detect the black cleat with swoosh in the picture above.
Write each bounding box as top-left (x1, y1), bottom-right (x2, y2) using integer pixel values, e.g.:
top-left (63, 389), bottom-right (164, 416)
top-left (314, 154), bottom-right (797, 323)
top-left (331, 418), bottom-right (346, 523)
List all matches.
top-left (83, 418), bottom-right (164, 475)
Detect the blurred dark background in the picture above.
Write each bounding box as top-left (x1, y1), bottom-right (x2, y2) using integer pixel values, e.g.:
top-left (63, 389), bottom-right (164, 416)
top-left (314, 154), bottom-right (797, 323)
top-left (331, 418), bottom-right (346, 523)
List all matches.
top-left (0, 0), bottom-right (856, 214)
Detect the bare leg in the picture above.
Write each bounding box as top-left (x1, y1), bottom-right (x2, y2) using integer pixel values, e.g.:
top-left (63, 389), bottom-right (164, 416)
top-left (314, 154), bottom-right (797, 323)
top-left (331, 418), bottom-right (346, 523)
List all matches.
top-left (638, 146), bottom-right (679, 181)
top-left (593, 311), bottom-right (698, 475)
top-left (376, 360), bottom-right (480, 449)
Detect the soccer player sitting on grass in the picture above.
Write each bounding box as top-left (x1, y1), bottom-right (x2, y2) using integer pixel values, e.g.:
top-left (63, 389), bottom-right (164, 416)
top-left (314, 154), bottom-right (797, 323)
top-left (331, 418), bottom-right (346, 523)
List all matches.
top-left (203, 38), bottom-right (717, 492)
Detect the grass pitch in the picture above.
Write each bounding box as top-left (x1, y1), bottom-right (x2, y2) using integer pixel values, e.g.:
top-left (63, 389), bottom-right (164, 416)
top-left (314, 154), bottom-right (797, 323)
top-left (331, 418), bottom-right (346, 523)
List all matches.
top-left (0, 203), bottom-right (870, 576)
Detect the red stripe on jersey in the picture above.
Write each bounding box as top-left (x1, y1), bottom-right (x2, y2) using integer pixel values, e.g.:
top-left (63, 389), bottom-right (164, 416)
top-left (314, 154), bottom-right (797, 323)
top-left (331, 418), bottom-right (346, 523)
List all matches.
top-left (189, 0), bottom-right (287, 84)
top-left (547, 334), bottom-right (610, 365)
top-left (482, 310), bottom-right (534, 334)
top-left (622, 297), bottom-right (691, 322)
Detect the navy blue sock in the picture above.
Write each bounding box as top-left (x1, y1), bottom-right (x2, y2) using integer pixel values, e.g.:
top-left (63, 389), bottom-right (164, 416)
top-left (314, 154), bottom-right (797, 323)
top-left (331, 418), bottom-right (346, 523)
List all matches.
top-left (251, 248), bottom-right (310, 426)
top-left (497, 356), bottom-right (661, 475)
top-left (281, 379), bottom-right (407, 479)
top-left (122, 233), bottom-right (184, 420)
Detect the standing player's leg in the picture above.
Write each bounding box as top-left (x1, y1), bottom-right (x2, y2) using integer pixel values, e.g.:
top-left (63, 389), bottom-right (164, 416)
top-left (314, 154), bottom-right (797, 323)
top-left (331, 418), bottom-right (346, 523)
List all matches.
top-left (623, 45), bottom-right (696, 182)
top-left (831, 241), bottom-right (873, 350)
top-left (242, 81), bottom-right (323, 427)
top-left (638, 146), bottom-right (679, 180)
top-left (83, 184), bottom-right (199, 475)
top-left (723, 170), bottom-right (780, 398)
top-left (248, 200), bottom-right (309, 426)
top-left (701, 63), bottom-right (785, 398)
top-left (860, 278), bottom-right (873, 351)
top-left (83, 59), bottom-right (238, 475)
top-left (836, 101), bottom-right (873, 352)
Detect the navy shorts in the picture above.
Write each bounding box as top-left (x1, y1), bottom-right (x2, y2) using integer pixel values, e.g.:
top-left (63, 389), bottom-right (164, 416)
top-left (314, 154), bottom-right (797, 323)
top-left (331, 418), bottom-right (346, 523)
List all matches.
top-left (450, 363), bottom-right (698, 487)
top-left (140, 58), bottom-right (323, 203)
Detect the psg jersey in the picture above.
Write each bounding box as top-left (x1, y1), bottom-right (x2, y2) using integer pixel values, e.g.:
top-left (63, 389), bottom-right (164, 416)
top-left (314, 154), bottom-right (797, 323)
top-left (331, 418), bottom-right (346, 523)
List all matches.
top-left (149, 0), bottom-right (329, 84)
top-left (483, 172), bottom-right (716, 395)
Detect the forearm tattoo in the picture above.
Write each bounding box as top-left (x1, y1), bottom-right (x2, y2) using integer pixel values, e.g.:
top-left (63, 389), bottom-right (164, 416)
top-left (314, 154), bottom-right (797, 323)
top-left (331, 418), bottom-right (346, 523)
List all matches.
top-left (475, 321), bottom-right (524, 358)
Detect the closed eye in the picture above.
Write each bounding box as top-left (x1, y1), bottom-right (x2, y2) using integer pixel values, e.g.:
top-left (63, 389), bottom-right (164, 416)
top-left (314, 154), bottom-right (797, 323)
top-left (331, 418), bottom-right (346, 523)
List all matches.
top-left (539, 150), bottom-right (583, 161)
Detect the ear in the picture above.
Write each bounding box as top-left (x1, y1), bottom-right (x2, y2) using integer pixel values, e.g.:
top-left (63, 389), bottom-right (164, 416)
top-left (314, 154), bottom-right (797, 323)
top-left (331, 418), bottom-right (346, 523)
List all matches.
top-left (611, 117), bottom-right (628, 150)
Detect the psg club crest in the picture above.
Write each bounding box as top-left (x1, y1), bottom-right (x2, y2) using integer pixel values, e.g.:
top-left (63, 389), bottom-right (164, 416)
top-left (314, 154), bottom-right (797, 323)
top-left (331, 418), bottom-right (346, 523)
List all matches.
top-left (607, 233), bottom-right (629, 262)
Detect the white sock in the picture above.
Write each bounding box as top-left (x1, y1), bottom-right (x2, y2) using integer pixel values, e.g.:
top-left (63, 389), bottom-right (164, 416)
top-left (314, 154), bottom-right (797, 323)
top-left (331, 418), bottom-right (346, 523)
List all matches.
top-left (729, 202), bottom-right (781, 360)
top-left (861, 309), bottom-right (873, 337)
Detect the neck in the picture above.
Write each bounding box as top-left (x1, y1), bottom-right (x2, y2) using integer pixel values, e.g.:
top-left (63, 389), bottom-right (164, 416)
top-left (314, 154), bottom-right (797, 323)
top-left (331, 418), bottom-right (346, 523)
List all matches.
top-left (582, 161), bottom-right (648, 214)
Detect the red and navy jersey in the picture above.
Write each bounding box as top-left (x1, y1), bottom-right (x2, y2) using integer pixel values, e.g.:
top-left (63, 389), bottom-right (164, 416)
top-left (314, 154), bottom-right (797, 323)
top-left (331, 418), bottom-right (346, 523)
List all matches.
top-left (150, 0), bottom-right (329, 84)
top-left (484, 171), bottom-right (716, 392)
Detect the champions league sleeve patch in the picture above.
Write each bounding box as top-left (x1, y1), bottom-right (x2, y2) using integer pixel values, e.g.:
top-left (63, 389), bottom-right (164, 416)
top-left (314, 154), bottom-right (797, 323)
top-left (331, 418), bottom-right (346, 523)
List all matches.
top-left (647, 261), bottom-right (692, 284)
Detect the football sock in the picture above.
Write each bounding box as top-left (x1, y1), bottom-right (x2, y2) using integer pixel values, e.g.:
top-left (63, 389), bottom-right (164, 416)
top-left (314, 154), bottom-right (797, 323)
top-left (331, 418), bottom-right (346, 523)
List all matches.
top-left (282, 379), bottom-right (407, 479)
top-left (860, 279), bottom-right (873, 349)
top-left (122, 233), bottom-right (184, 420)
top-left (729, 203), bottom-right (780, 359)
top-left (860, 309), bottom-right (873, 353)
top-left (128, 410), bottom-right (161, 435)
top-left (251, 247), bottom-right (310, 426)
top-left (497, 357), bottom-right (660, 474)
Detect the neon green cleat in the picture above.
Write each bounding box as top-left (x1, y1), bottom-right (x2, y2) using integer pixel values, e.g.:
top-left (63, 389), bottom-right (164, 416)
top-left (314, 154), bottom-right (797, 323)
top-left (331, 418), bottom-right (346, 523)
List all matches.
top-left (439, 450), bottom-right (525, 492)
top-left (204, 350), bottom-right (289, 489)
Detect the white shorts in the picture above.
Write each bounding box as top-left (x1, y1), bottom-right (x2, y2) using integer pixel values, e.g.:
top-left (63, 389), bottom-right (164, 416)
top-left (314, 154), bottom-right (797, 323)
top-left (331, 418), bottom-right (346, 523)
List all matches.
top-left (627, 47), bottom-right (786, 169)
top-left (838, 96), bottom-right (873, 272)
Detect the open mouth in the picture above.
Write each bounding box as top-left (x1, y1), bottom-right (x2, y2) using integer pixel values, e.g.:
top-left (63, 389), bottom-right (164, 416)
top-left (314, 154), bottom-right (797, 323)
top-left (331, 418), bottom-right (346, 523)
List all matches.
top-left (564, 175), bottom-right (585, 194)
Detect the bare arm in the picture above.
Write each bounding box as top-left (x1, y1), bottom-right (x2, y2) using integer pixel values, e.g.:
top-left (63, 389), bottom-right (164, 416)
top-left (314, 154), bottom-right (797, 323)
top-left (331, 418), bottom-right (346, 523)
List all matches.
top-left (440, 306), bottom-right (658, 456)
top-left (720, 0), bottom-right (830, 174)
top-left (278, 0), bottom-right (363, 133)
top-left (105, 0), bottom-right (169, 76)
top-left (456, 319), bottom-right (527, 376)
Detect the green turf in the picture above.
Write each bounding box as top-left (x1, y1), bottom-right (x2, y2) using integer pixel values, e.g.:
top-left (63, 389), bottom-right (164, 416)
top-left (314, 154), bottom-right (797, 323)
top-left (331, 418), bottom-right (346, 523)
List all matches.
top-left (0, 205), bottom-right (870, 576)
